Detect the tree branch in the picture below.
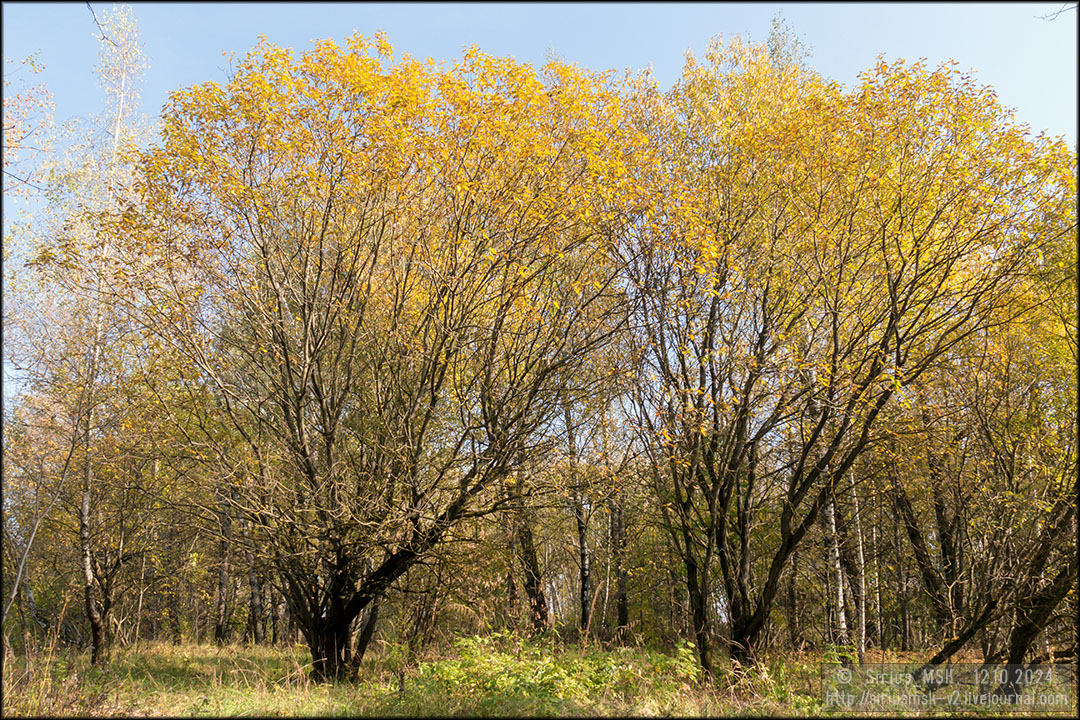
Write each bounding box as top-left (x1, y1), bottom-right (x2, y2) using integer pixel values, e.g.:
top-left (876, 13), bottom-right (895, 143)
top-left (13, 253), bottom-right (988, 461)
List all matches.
top-left (85, 2), bottom-right (118, 47)
top-left (1037, 2), bottom-right (1077, 20)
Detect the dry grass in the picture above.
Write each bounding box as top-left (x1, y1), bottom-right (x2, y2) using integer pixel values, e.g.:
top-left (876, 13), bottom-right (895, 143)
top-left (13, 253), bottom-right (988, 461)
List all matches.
top-left (1, 638), bottom-right (1073, 717)
top-left (0, 636), bottom-right (733, 717)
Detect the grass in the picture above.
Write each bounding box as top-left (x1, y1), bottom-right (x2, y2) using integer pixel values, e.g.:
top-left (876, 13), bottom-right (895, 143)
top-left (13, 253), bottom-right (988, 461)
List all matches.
top-left (2, 637), bottom-right (1074, 717)
top-left (0, 635), bottom-right (779, 717)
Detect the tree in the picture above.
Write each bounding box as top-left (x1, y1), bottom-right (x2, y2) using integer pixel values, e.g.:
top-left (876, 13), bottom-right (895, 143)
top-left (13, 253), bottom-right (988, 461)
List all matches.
top-left (624, 38), bottom-right (1076, 672)
top-left (2, 55), bottom-right (57, 639)
top-left (119, 34), bottom-right (644, 679)
top-left (3, 4), bottom-right (152, 666)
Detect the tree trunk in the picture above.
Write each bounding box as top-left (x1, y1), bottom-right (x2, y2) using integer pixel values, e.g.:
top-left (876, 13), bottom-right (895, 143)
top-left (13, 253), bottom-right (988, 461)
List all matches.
top-left (893, 507), bottom-right (910, 651)
top-left (873, 523), bottom-right (884, 652)
top-left (134, 533), bottom-right (147, 647)
top-left (503, 513), bottom-right (520, 628)
top-left (931, 467), bottom-right (963, 632)
top-left (609, 494), bottom-right (629, 638)
top-left (506, 459), bottom-right (548, 635)
top-left (1004, 554), bottom-right (1078, 670)
top-left (353, 597), bottom-right (379, 665)
top-left (80, 482), bottom-right (106, 664)
top-left (307, 613), bottom-right (353, 682)
top-left (787, 547), bottom-right (801, 650)
top-left (517, 516), bottom-right (548, 634)
top-left (79, 293), bottom-right (107, 664)
top-left (242, 517), bottom-right (264, 644)
top-left (892, 480), bottom-right (952, 631)
top-left (563, 404), bottom-right (591, 637)
top-left (685, 552), bottom-right (715, 677)
top-left (213, 492), bottom-right (233, 645)
top-left (573, 494), bottom-right (591, 636)
top-left (823, 552), bottom-right (833, 646)
top-left (850, 473), bottom-right (867, 663)
top-left (407, 577), bottom-right (440, 659)
top-left (832, 499), bottom-right (862, 645)
top-left (602, 505), bottom-right (612, 637)
top-left (826, 497), bottom-right (850, 647)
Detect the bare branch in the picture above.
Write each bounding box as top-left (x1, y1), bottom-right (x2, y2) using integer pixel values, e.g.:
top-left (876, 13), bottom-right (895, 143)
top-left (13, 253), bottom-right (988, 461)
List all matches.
top-left (1037, 2), bottom-right (1077, 20)
top-left (85, 2), bottom-right (118, 47)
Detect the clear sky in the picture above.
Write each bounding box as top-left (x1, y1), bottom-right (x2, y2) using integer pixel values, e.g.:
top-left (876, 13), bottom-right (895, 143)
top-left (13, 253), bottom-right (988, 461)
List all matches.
top-left (2, 1), bottom-right (1077, 144)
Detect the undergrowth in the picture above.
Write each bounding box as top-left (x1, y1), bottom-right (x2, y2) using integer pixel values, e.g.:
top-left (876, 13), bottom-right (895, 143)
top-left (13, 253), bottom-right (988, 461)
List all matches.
top-left (0, 635), bottom-right (837, 717)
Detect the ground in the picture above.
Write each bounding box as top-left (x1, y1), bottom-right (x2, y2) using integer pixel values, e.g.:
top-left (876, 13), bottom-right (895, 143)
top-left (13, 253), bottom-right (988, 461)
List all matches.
top-left (1, 636), bottom-right (1073, 717)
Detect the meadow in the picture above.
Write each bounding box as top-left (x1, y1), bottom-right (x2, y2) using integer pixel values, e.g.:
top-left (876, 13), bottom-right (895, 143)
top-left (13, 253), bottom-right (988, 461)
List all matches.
top-left (3, 635), bottom-right (839, 717)
top-left (9, 635), bottom-right (1067, 717)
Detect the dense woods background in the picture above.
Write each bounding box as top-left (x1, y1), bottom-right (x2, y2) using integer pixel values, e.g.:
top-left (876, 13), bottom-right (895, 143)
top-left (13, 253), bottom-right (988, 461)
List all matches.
top-left (3, 4), bottom-right (1076, 702)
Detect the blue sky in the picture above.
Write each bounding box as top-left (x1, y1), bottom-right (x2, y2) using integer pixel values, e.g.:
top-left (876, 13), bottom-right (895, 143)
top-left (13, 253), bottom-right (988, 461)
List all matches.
top-left (2, 2), bottom-right (1077, 144)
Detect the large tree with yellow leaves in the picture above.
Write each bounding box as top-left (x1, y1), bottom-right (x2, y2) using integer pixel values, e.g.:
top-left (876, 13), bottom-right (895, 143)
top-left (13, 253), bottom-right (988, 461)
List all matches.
top-left (622, 38), bottom-right (1075, 672)
top-left (120, 34), bottom-right (645, 679)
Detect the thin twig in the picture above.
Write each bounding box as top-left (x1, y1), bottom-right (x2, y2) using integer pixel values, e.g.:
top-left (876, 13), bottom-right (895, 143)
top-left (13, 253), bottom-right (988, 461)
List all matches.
top-left (85, 2), bottom-right (118, 47)
top-left (3, 168), bottom-right (47, 192)
top-left (1037, 2), bottom-right (1076, 21)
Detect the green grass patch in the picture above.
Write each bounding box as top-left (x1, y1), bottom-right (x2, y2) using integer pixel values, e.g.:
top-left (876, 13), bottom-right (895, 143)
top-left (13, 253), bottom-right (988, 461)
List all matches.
top-left (383, 632), bottom-right (707, 716)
